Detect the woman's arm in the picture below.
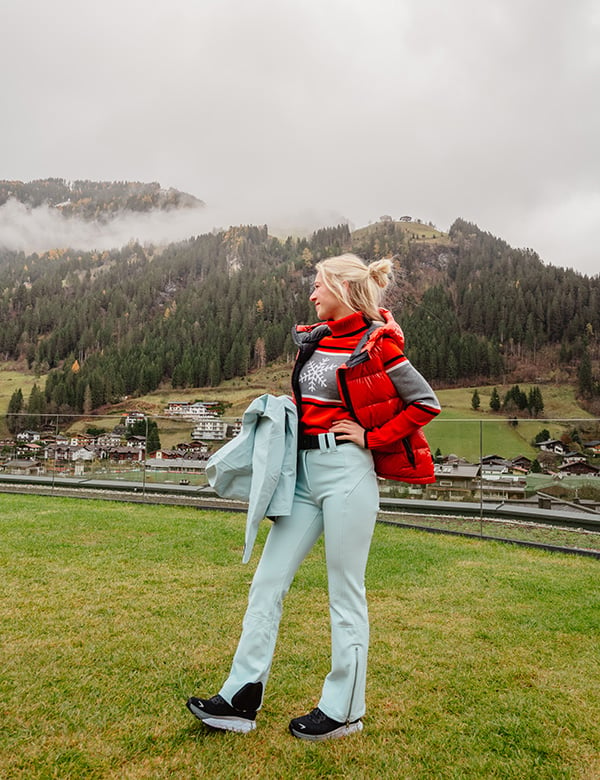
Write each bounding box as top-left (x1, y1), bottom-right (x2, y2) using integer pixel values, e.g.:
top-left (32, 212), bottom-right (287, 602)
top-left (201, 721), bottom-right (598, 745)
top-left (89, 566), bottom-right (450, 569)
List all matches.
top-left (366, 350), bottom-right (440, 448)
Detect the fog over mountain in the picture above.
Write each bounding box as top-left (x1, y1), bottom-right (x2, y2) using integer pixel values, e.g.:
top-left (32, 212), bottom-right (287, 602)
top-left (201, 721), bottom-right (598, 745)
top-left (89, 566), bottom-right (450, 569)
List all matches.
top-left (0, 197), bottom-right (350, 255)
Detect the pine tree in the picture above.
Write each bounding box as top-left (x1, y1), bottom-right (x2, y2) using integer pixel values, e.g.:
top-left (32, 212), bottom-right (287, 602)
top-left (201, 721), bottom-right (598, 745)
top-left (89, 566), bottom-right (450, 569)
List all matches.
top-left (471, 389), bottom-right (480, 410)
top-left (534, 428), bottom-right (551, 444)
top-left (578, 347), bottom-right (593, 397)
top-left (83, 384), bottom-right (93, 415)
top-left (6, 388), bottom-right (24, 434)
top-left (527, 386), bottom-right (544, 417)
top-left (489, 387), bottom-right (500, 411)
top-left (26, 384), bottom-right (47, 430)
top-left (146, 421), bottom-right (161, 454)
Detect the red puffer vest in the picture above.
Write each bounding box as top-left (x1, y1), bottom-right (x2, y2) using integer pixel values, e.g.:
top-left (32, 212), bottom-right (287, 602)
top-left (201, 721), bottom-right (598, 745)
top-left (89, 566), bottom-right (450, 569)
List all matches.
top-left (292, 311), bottom-right (436, 484)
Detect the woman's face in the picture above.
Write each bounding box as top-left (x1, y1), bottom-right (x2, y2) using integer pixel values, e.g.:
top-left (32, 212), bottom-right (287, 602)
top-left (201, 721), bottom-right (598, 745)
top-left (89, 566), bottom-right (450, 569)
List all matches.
top-left (310, 271), bottom-right (353, 321)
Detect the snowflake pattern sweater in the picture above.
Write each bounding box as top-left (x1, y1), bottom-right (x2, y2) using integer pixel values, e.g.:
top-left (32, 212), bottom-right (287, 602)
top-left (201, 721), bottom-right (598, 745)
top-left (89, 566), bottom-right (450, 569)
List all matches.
top-left (295, 310), bottom-right (440, 446)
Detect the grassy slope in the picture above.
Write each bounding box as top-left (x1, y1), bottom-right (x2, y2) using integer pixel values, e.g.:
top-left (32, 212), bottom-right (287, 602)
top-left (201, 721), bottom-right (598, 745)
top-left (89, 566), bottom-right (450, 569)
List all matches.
top-left (1, 361), bottom-right (595, 458)
top-left (351, 219), bottom-right (448, 242)
top-left (0, 368), bottom-right (43, 436)
top-left (1, 494), bottom-right (599, 779)
top-left (139, 377), bottom-right (593, 458)
top-left (429, 384), bottom-right (594, 462)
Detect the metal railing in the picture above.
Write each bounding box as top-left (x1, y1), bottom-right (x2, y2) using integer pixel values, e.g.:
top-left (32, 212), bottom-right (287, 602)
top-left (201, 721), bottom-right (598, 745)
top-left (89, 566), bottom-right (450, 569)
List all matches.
top-left (2, 411), bottom-right (600, 554)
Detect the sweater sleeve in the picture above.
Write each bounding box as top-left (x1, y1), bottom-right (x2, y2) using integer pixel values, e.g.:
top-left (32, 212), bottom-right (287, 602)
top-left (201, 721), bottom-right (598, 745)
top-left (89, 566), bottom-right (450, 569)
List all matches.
top-left (364, 338), bottom-right (441, 450)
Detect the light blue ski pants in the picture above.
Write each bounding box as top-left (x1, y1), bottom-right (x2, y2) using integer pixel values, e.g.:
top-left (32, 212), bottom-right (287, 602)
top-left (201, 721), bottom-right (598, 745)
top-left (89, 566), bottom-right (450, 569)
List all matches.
top-left (220, 440), bottom-right (379, 723)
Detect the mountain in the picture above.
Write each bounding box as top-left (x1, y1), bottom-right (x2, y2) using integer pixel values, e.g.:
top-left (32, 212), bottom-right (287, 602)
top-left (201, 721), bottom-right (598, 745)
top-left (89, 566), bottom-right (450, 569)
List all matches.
top-left (0, 189), bottom-right (599, 416)
top-left (0, 178), bottom-right (204, 220)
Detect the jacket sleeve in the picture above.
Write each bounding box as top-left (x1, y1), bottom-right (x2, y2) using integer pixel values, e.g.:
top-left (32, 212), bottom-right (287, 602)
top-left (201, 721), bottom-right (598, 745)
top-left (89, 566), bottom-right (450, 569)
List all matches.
top-left (364, 340), bottom-right (440, 450)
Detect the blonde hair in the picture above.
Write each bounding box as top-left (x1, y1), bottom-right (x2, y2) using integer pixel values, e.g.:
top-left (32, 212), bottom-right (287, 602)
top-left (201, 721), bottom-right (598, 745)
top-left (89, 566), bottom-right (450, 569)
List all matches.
top-left (315, 253), bottom-right (392, 322)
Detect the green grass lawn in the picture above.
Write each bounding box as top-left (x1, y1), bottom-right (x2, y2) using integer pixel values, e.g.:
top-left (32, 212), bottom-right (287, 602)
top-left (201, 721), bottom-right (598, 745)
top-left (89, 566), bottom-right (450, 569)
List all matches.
top-left (1, 495), bottom-right (599, 779)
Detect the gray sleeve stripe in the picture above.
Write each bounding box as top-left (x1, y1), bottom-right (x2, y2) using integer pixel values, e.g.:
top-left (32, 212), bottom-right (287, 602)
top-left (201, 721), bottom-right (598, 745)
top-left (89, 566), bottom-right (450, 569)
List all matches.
top-left (387, 361), bottom-right (441, 410)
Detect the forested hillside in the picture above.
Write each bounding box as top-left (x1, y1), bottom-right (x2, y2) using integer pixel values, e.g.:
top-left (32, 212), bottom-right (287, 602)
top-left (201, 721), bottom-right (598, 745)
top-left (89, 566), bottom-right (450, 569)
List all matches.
top-left (0, 178), bottom-right (203, 220)
top-left (1, 210), bottom-right (599, 417)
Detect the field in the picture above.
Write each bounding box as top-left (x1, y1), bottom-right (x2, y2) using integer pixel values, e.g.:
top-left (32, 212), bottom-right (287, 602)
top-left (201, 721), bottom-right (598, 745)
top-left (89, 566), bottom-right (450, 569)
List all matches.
top-left (424, 385), bottom-right (595, 462)
top-left (1, 494), bottom-right (600, 779)
top-left (114, 375), bottom-right (598, 457)
top-left (2, 361), bottom-right (598, 460)
top-left (129, 378), bottom-right (598, 457)
top-left (0, 367), bottom-right (44, 437)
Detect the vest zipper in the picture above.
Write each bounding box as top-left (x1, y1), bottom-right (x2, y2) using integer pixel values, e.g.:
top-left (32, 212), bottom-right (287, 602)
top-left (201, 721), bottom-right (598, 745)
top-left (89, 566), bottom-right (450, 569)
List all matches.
top-left (402, 436), bottom-right (416, 467)
top-left (337, 368), bottom-right (356, 420)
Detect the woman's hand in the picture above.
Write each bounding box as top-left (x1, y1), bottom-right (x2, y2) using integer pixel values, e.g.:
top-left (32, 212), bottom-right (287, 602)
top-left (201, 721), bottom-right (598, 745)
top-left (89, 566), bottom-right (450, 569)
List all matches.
top-left (329, 419), bottom-right (367, 448)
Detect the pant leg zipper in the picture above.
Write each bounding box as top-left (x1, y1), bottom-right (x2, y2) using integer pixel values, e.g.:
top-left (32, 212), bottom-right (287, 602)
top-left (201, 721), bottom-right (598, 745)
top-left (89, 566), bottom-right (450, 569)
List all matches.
top-left (346, 646), bottom-right (360, 725)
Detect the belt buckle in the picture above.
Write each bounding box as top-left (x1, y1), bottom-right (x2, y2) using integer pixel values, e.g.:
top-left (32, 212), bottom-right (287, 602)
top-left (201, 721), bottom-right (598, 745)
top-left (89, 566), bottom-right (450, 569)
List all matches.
top-left (317, 432), bottom-right (337, 451)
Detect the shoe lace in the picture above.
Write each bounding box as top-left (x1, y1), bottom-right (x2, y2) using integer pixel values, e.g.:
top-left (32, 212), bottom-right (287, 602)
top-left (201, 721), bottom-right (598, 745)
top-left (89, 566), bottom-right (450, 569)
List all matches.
top-left (307, 707), bottom-right (328, 724)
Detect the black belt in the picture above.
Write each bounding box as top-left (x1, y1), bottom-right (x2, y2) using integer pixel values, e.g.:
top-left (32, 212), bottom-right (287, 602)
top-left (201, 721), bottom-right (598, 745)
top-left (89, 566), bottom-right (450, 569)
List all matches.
top-left (297, 432), bottom-right (350, 450)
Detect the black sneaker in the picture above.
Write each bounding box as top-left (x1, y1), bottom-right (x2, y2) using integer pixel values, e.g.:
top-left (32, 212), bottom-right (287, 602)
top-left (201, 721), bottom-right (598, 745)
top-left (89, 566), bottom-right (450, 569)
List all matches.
top-left (186, 694), bottom-right (257, 733)
top-left (289, 707), bottom-right (363, 742)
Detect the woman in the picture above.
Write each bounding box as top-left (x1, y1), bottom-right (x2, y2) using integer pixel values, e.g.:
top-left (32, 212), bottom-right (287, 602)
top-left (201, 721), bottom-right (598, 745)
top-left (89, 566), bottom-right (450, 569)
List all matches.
top-left (187, 253), bottom-right (440, 741)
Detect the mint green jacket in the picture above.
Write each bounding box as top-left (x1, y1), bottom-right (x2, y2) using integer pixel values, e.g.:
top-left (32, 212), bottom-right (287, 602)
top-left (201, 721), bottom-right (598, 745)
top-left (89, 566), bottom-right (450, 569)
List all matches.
top-left (206, 394), bottom-right (298, 562)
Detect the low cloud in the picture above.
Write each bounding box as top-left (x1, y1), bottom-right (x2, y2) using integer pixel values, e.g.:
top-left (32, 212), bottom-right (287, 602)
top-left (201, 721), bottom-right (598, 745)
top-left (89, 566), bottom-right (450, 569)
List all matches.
top-left (0, 198), bottom-right (349, 255)
top-left (0, 198), bottom-right (213, 254)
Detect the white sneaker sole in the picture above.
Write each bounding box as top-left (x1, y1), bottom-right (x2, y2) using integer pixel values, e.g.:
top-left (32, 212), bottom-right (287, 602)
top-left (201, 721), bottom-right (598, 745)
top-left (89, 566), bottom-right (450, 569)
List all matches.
top-left (201, 716), bottom-right (256, 733)
top-left (187, 700), bottom-right (256, 733)
top-left (291, 719), bottom-right (363, 742)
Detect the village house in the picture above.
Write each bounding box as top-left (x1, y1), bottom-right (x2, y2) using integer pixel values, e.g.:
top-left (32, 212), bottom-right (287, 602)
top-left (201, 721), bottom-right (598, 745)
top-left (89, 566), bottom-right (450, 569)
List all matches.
top-left (16, 441), bottom-right (45, 459)
top-left (479, 475), bottom-right (527, 501)
top-left (45, 444), bottom-right (94, 462)
top-left (96, 432), bottom-right (122, 448)
top-left (16, 430), bottom-right (41, 443)
top-left (68, 433), bottom-right (94, 447)
top-left (481, 462), bottom-right (510, 478)
top-left (124, 411), bottom-right (146, 427)
top-left (557, 461), bottom-right (599, 477)
top-left (151, 448), bottom-right (187, 460)
top-left (191, 418), bottom-right (229, 441)
top-left (583, 440), bottom-right (600, 456)
top-left (48, 433), bottom-right (71, 448)
top-left (534, 439), bottom-right (567, 455)
top-left (563, 452), bottom-right (587, 465)
top-left (427, 459), bottom-right (527, 502)
top-left (175, 441), bottom-right (209, 456)
top-left (511, 455), bottom-right (533, 472)
top-left (427, 462), bottom-right (481, 500)
top-left (2, 458), bottom-right (41, 475)
top-left (70, 446), bottom-right (96, 462)
top-left (145, 456), bottom-right (207, 474)
top-left (126, 435), bottom-right (146, 449)
top-left (107, 446), bottom-right (143, 463)
top-left (165, 401), bottom-right (220, 419)
top-left (480, 454), bottom-right (507, 466)
top-left (45, 444), bottom-right (70, 462)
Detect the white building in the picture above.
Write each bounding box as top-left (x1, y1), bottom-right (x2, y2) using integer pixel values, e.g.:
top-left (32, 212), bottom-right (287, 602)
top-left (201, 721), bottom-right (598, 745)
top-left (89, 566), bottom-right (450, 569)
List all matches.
top-left (96, 432), bottom-right (122, 448)
top-left (166, 401), bottom-right (220, 419)
top-left (191, 418), bottom-right (229, 441)
top-left (124, 411), bottom-right (146, 427)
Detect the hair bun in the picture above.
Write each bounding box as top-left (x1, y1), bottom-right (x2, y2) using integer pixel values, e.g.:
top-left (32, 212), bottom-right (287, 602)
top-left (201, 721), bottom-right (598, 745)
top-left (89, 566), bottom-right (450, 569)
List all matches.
top-left (368, 258), bottom-right (393, 288)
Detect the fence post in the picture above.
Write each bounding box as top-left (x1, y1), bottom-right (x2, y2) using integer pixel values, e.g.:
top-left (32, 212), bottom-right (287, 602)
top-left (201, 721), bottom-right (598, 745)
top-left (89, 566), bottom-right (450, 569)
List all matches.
top-left (479, 419), bottom-right (483, 535)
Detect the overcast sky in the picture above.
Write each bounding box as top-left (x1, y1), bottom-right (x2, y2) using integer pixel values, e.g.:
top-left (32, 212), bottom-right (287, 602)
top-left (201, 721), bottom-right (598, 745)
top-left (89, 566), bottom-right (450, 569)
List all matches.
top-left (1, 0), bottom-right (599, 276)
